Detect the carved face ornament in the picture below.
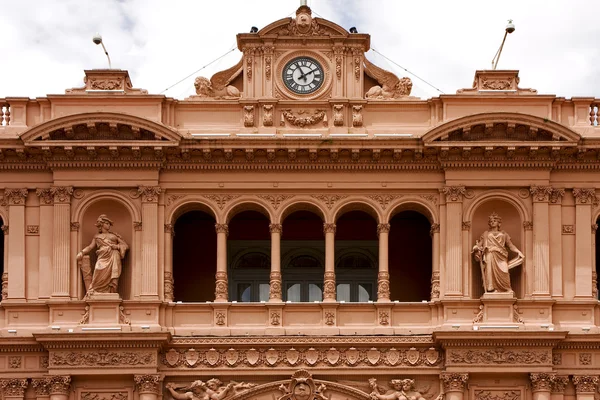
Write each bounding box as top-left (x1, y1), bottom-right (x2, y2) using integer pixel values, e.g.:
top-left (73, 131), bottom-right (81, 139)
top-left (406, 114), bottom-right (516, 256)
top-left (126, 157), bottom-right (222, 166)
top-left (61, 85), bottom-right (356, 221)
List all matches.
top-left (296, 12), bottom-right (312, 33)
top-left (293, 382), bottom-right (312, 400)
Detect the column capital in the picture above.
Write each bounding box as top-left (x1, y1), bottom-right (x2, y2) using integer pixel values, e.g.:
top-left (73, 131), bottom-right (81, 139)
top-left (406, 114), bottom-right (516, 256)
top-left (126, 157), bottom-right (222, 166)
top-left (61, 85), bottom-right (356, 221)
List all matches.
top-left (164, 223), bottom-right (174, 234)
top-left (0, 378), bottom-right (28, 397)
top-left (269, 223), bottom-right (283, 234)
top-left (323, 223), bottom-right (336, 235)
top-left (573, 375), bottom-right (599, 393)
top-left (377, 223), bottom-right (390, 235)
top-left (551, 376), bottom-right (569, 394)
top-left (549, 188), bottom-right (566, 204)
top-left (47, 376), bottom-right (71, 396)
top-left (31, 378), bottom-right (50, 397)
top-left (1, 225), bottom-right (8, 235)
top-left (440, 372), bottom-right (469, 392)
top-left (134, 374), bottom-right (161, 395)
top-left (530, 185), bottom-right (553, 202)
top-left (137, 186), bottom-right (161, 203)
top-left (36, 188), bottom-right (54, 205)
top-left (530, 373), bottom-right (555, 392)
top-left (573, 188), bottom-right (596, 205)
top-left (215, 223), bottom-right (229, 235)
top-left (442, 186), bottom-right (466, 202)
top-left (50, 186), bottom-right (74, 204)
top-left (523, 221), bottom-right (534, 231)
top-left (4, 188), bottom-right (28, 205)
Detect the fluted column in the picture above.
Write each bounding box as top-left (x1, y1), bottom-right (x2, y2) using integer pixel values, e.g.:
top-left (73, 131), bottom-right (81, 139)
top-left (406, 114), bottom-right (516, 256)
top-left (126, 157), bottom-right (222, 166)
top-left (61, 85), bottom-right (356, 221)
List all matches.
top-left (551, 376), bottom-right (569, 400)
top-left (549, 189), bottom-right (565, 297)
top-left (5, 189), bottom-right (28, 300)
top-left (440, 373), bottom-right (469, 400)
top-left (442, 186), bottom-right (465, 296)
top-left (530, 373), bottom-right (555, 400)
top-left (430, 223), bottom-right (441, 300)
top-left (377, 223), bottom-right (390, 302)
top-left (47, 376), bottom-right (71, 400)
top-left (49, 186), bottom-right (73, 297)
top-left (323, 223), bottom-right (336, 302)
top-left (35, 188), bottom-right (54, 298)
top-left (31, 378), bottom-right (50, 400)
top-left (215, 223), bottom-right (229, 302)
top-left (269, 223), bottom-right (282, 302)
top-left (134, 375), bottom-right (161, 400)
top-left (0, 378), bottom-right (28, 400)
top-left (573, 376), bottom-right (599, 400)
top-left (164, 224), bottom-right (174, 302)
top-left (529, 186), bottom-right (552, 296)
top-left (573, 189), bottom-right (596, 298)
top-left (138, 186), bottom-right (161, 299)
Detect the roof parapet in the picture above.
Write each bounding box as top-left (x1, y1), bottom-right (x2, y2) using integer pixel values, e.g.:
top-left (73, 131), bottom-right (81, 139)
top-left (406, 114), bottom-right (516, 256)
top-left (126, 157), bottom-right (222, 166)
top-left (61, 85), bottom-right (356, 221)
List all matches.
top-left (457, 70), bottom-right (537, 95)
top-left (65, 69), bottom-right (148, 95)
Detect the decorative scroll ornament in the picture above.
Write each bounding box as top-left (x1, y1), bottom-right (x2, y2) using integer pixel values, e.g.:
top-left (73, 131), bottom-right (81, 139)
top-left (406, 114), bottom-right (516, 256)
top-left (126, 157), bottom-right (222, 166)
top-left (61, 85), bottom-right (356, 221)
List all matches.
top-left (440, 373), bottom-right (469, 392)
top-left (281, 109), bottom-right (327, 127)
top-left (473, 304), bottom-right (484, 323)
top-left (364, 57), bottom-right (412, 99)
top-left (259, 194), bottom-right (294, 209)
top-left (312, 194), bottom-right (347, 209)
top-left (474, 391), bottom-right (520, 400)
top-left (137, 186), bottom-right (161, 203)
top-left (442, 186), bottom-right (466, 202)
top-left (551, 376), bottom-right (569, 394)
top-left (82, 393), bottom-right (127, 400)
top-left (530, 186), bottom-right (553, 202)
top-left (4, 188), bottom-right (28, 205)
top-left (32, 378), bottom-right (50, 396)
top-left (324, 311), bottom-right (335, 326)
top-left (379, 310), bottom-right (390, 325)
top-left (572, 376), bottom-right (599, 393)
top-left (271, 311), bottom-right (281, 326)
top-left (0, 379), bottom-right (29, 397)
top-left (263, 104), bottom-right (274, 126)
top-left (204, 194), bottom-right (240, 210)
top-left (377, 271), bottom-right (390, 300)
top-left (277, 370), bottom-right (328, 400)
top-left (530, 373), bottom-right (556, 392)
top-left (448, 349), bottom-right (550, 365)
top-left (368, 194), bottom-right (399, 210)
top-left (333, 104), bottom-right (344, 126)
top-left (323, 271), bottom-right (336, 300)
top-left (352, 105), bottom-right (363, 127)
top-left (192, 57), bottom-right (242, 99)
top-left (48, 376), bottom-right (71, 395)
top-left (36, 188), bottom-right (54, 204)
top-left (573, 188), bottom-right (596, 204)
top-left (50, 186), bottom-right (74, 203)
top-left (50, 351), bottom-right (155, 367)
top-left (215, 271), bottom-right (228, 301)
top-left (243, 106), bottom-right (255, 127)
top-left (550, 188), bottom-right (565, 203)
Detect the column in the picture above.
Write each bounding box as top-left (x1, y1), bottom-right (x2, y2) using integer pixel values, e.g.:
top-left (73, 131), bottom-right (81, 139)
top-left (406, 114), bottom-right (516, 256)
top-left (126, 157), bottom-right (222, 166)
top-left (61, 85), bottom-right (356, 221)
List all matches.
top-left (549, 189), bottom-right (565, 297)
top-left (138, 186), bottom-right (161, 299)
top-left (530, 186), bottom-right (551, 296)
top-left (550, 376), bottom-right (569, 400)
top-left (47, 376), bottom-right (71, 400)
top-left (573, 376), bottom-right (599, 400)
top-left (323, 223), bottom-right (336, 302)
top-left (269, 223), bottom-right (282, 302)
top-left (530, 373), bottom-right (555, 400)
top-left (31, 378), bottom-right (50, 400)
top-left (0, 379), bottom-right (28, 400)
top-left (134, 375), bottom-right (161, 400)
top-left (377, 223), bottom-right (390, 302)
top-left (430, 223), bottom-right (441, 300)
top-left (5, 188), bottom-right (28, 300)
top-left (440, 373), bottom-right (469, 400)
top-left (442, 186), bottom-right (465, 296)
top-left (164, 223), bottom-right (174, 302)
top-left (35, 188), bottom-right (54, 298)
top-left (573, 188), bottom-right (596, 298)
top-left (50, 186), bottom-right (73, 297)
top-left (214, 223), bottom-right (228, 302)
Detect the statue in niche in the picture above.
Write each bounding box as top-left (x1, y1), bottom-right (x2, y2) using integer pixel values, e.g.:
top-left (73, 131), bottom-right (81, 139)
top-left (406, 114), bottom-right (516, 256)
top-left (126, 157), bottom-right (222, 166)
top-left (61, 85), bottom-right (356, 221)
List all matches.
top-left (369, 379), bottom-right (426, 400)
top-left (472, 212), bottom-right (524, 293)
top-left (77, 214), bottom-right (129, 296)
top-left (166, 380), bottom-right (255, 400)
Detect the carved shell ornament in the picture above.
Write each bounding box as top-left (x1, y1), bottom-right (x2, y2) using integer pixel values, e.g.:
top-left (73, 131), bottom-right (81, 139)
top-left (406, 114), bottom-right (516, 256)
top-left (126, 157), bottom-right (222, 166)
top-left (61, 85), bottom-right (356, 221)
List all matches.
top-left (364, 57), bottom-right (412, 99)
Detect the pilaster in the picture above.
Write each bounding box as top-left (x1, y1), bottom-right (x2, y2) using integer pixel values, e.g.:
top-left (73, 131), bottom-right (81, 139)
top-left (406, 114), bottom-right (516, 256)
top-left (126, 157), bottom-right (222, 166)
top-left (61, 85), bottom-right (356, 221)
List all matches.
top-left (5, 188), bottom-right (28, 299)
top-left (215, 223), bottom-right (229, 302)
top-left (530, 186), bottom-right (552, 296)
top-left (549, 188), bottom-right (565, 297)
top-left (323, 222), bottom-right (336, 302)
top-left (573, 188), bottom-right (595, 298)
top-left (442, 186), bottom-right (465, 296)
top-left (269, 223), bottom-right (283, 302)
top-left (138, 186), bottom-right (161, 299)
top-left (573, 375), bottom-right (599, 400)
top-left (50, 186), bottom-right (73, 297)
top-left (440, 373), bottom-right (468, 400)
top-left (0, 379), bottom-right (28, 400)
top-left (35, 188), bottom-right (54, 298)
top-left (134, 375), bottom-right (161, 400)
top-left (377, 223), bottom-right (390, 302)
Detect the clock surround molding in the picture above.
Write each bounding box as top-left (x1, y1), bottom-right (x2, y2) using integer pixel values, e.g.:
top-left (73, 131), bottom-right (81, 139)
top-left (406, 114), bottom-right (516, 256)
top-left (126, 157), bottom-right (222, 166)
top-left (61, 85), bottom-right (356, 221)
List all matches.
top-left (275, 50), bottom-right (332, 100)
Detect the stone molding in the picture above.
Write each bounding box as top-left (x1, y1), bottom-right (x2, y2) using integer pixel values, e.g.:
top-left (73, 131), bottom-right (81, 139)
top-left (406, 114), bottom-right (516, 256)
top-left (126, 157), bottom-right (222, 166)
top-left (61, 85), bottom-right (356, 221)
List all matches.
top-left (572, 375), bottom-right (599, 393)
top-left (447, 348), bottom-right (551, 365)
top-left (530, 373), bottom-right (555, 392)
top-left (134, 375), bottom-right (161, 395)
top-left (440, 373), bottom-right (468, 392)
top-left (50, 351), bottom-right (156, 367)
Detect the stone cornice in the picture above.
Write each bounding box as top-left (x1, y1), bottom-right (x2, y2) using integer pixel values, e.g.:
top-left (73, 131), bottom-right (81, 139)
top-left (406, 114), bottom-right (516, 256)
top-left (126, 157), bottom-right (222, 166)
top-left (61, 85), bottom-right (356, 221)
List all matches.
top-left (434, 331), bottom-right (568, 348)
top-left (33, 332), bottom-right (171, 350)
top-left (169, 335), bottom-right (434, 347)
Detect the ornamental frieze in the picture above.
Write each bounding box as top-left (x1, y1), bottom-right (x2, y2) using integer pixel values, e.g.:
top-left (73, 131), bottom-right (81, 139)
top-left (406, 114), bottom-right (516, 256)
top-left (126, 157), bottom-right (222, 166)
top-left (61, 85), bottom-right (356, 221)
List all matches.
top-left (447, 348), bottom-right (551, 365)
top-left (160, 346), bottom-right (442, 368)
top-left (50, 350), bottom-right (155, 367)
top-left (81, 392), bottom-right (128, 400)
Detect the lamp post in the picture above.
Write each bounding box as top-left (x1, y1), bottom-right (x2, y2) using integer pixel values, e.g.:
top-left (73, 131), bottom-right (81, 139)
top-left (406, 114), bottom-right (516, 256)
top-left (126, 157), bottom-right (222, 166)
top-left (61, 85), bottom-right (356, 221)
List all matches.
top-left (491, 20), bottom-right (515, 70)
top-left (92, 33), bottom-right (112, 69)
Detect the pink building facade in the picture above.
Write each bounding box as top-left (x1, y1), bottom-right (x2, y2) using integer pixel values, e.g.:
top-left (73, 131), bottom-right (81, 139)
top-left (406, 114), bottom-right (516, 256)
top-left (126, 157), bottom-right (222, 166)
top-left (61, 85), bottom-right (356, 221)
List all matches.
top-left (1, 7), bottom-right (600, 400)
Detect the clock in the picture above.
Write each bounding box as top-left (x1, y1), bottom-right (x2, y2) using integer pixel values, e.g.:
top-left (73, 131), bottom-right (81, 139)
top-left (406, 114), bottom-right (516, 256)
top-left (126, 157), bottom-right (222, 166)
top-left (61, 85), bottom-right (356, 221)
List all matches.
top-left (282, 56), bottom-right (324, 94)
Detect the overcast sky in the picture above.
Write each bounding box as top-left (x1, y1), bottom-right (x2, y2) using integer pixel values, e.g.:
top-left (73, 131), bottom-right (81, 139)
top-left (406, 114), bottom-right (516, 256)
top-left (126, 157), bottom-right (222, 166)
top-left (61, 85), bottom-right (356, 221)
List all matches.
top-left (1, 0), bottom-right (599, 100)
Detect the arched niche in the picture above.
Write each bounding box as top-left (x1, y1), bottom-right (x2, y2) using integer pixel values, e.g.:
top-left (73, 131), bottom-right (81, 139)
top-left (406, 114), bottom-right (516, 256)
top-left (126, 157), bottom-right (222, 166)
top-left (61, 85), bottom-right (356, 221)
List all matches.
top-left (470, 199), bottom-right (524, 298)
top-left (80, 199), bottom-right (133, 300)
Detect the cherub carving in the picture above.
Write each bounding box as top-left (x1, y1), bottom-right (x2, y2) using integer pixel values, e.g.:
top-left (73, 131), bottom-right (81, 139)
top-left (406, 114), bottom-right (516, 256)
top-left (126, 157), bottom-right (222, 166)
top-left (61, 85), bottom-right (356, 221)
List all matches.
top-left (166, 379), bottom-right (255, 400)
top-left (368, 379), bottom-right (430, 400)
top-left (193, 58), bottom-right (243, 99)
top-left (364, 57), bottom-right (412, 99)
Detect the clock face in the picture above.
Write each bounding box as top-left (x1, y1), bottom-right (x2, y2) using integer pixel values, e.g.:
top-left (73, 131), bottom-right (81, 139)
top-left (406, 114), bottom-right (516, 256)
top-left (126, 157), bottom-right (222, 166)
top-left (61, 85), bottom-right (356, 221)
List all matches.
top-left (282, 57), bottom-right (324, 94)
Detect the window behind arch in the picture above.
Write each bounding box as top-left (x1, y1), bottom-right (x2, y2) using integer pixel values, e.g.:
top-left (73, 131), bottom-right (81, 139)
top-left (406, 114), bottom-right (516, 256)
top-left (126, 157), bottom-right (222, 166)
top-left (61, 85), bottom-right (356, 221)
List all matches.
top-left (336, 251), bottom-right (376, 302)
top-left (231, 250), bottom-right (270, 302)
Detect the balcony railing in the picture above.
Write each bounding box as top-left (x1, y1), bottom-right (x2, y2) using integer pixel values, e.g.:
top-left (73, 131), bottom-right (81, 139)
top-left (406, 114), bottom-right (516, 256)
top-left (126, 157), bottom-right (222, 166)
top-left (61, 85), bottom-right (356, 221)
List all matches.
top-left (0, 102), bottom-right (9, 126)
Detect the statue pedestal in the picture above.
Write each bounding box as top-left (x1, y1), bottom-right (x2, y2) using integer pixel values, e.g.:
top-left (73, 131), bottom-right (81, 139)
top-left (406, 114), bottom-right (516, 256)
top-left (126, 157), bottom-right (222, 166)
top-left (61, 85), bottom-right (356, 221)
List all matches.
top-left (84, 293), bottom-right (125, 326)
top-left (476, 292), bottom-right (521, 327)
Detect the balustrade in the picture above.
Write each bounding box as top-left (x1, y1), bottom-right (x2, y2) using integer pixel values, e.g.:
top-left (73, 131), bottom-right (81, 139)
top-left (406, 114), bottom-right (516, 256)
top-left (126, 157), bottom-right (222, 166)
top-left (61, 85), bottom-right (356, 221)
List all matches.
top-left (591, 102), bottom-right (599, 126)
top-left (1, 102), bottom-right (9, 126)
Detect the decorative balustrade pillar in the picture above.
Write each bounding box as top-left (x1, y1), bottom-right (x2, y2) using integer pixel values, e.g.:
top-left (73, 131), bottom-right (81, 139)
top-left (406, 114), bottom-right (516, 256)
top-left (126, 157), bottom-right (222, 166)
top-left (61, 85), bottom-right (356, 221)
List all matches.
top-left (47, 376), bottom-right (71, 400)
top-left (164, 223), bottom-right (174, 302)
top-left (49, 186), bottom-right (73, 297)
top-left (138, 186), bottom-right (161, 299)
top-left (549, 188), bottom-right (565, 297)
top-left (0, 379), bottom-right (28, 400)
top-left (530, 186), bottom-right (552, 296)
top-left (323, 223), bottom-right (336, 302)
top-left (530, 373), bottom-right (555, 400)
top-left (134, 375), bottom-right (161, 400)
top-left (440, 373), bottom-right (469, 400)
top-left (442, 186), bottom-right (465, 296)
top-left (573, 376), bottom-right (599, 400)
top-left (215, 223), bottom-right (229, 302)
top-left (377, 223), bottom-right (390, 302)
top-left (573, 188), bottom-right (596, 298)
top-left (4, 188), bottom-right (28, 299)
top-left (269, 223), bottom-right (283, 302)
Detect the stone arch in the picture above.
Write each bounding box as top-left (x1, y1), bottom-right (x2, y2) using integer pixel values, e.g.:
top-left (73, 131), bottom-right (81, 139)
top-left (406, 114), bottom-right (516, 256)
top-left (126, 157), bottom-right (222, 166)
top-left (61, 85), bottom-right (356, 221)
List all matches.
top-left (332, 198), bottom-right (382, 223)
top-left (74, 191), bottom-right (136, 300)
top-left (224, 198), bottom-right (274, 224)
top-left (385, 197), bottom-right (438, 225)
top-left (167, 198), bottom-right (219, 225)
top-left (278, 199), bottom-right (327, 224)
top-left (228, 378), bottom-right (373, 400)
top-left (466, 191), bottom-right (528, 299)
